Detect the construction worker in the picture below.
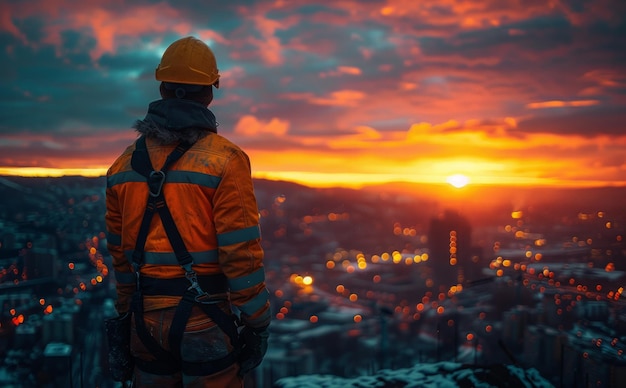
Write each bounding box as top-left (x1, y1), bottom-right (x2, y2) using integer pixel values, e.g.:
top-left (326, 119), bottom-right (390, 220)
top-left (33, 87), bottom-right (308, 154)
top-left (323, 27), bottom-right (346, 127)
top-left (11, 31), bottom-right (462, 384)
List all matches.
top-left (105, 36), bottom-right (271, 387)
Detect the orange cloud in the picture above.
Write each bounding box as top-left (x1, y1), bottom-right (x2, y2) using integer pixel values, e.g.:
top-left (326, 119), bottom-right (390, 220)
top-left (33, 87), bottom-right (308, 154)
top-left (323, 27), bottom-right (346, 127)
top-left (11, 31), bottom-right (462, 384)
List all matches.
top-left (0, 7), bottom-right (28, 44)
top-left (326, 126), bottom-right (384, 148)
top-left (234, 115), bottom-right (289, 136)
top-left (526, 100), bottom-right (600, 109)
top-left (309, 90), bottom-right (366, 107)
top-left (248, 16), bottom-right (285, 66)
top-left (375, 0), bottom-right (549, 30)
top-left (320, 66), bottom-right (363, 78)
top-left (235, 5), bottom-right (301, 66)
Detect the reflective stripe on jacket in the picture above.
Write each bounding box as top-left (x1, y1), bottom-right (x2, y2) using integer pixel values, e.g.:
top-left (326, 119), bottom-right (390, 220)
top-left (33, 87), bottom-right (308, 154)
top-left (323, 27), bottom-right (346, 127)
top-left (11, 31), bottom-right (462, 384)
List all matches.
top-left (105, 133), bottom-right (270, 328)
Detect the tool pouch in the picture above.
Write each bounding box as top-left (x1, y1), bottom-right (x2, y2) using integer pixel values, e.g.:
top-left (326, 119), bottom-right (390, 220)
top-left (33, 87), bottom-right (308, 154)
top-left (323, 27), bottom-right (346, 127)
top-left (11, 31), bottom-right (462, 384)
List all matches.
top-left (104, 312), bottom-right (134, 382)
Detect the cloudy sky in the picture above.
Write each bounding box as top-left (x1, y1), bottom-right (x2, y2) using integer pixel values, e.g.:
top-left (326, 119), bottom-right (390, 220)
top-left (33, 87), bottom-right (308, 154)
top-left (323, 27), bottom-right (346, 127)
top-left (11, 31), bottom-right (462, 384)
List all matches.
top-left (1, 0), bottom-right (625, 188)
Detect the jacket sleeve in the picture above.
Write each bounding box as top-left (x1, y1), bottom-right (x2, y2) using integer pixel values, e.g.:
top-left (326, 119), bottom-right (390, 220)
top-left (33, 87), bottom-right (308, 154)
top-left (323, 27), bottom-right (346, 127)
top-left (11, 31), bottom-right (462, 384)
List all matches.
top-left (105, 173), bottom-right (135, 315)
top-left (213, 149), bottom-right (271, 329)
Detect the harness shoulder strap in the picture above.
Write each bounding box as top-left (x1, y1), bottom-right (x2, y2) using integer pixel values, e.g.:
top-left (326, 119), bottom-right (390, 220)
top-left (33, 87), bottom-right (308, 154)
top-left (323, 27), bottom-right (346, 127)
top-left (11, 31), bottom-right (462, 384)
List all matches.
top-left (131, 136), bottom-right (194, 267)
top-left (131, 135), bottom-right (192, 178)
top-left (129, 135), bottom-right (196, 367)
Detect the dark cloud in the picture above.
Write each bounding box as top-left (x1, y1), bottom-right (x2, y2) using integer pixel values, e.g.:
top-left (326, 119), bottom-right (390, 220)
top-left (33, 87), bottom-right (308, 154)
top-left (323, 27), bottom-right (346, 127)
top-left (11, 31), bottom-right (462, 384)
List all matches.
top-left (517, 106), bottom-right (626, 136)
top-left (419, 15), bottom-right (573, 59)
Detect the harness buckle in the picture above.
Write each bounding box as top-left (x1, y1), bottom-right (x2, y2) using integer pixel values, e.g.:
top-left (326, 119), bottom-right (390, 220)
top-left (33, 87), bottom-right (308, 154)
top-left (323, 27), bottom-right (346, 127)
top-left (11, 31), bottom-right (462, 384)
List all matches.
top-left (195, 293), bottom-right (221, 304)
top-left (185, 270), bottom-right (206, 294)
top-left (148, 170), bottom-right (166, 197)
top-left (185, 270), bottom-right (223, 304)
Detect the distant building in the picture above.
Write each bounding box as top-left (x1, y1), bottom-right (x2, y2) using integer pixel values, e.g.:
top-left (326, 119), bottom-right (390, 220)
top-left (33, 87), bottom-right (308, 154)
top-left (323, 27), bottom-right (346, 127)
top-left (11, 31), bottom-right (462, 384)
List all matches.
top-left (502, 305), bottom-right (533, 352)
top-left (24, 243), bottom-right (59, 281)
top-left (42, 303), bottom-right (79, 344)
top-left (540, 288), bottom-right (577, 330)
top-left (42, 342), bottom-right (73, 387)
top-left (522, 324), bottom-right (567, 384)
top-left (14, 323), bottom-right (37, 349)
top-left (577, 300), bottom-right (610, 322)
top-left (0, 225), bottom-right (60, 285)
top-left (256, 346), bottom-right (315, 387)
top-left (563, 333), bottom-right (626, 388)
top-left (428, 210), bottom-right (472, 287)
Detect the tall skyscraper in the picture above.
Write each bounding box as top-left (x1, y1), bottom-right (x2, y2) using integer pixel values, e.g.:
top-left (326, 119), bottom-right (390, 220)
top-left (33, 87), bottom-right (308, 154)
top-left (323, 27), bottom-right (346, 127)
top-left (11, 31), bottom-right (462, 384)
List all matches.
top-left (428, 210), bottom-right (472, 287)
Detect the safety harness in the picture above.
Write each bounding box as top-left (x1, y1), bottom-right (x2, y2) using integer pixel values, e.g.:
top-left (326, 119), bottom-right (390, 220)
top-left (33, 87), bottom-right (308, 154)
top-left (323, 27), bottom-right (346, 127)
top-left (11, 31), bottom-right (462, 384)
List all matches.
top-left (129, 135), bottom-right (239, 376)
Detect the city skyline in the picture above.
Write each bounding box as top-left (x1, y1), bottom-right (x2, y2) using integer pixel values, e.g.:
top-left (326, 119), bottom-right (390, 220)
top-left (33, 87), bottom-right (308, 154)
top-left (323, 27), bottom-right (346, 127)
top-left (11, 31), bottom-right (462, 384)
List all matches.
top-left (1, 1), bottom-right (626, 188)
top-left (0, 175), bottom-right (624, 386)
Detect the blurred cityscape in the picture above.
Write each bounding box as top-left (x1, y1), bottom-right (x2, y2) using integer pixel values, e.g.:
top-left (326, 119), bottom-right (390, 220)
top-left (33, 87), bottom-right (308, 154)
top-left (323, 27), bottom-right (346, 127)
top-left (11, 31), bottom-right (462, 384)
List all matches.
top-left (0, 176), bottom-right (624, 387)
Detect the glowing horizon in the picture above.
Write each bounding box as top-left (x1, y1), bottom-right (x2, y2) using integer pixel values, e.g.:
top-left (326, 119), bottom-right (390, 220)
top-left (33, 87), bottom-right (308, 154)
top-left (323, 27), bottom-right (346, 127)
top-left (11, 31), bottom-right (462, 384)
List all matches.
top-left (1, 166), bottom-right (624, 190)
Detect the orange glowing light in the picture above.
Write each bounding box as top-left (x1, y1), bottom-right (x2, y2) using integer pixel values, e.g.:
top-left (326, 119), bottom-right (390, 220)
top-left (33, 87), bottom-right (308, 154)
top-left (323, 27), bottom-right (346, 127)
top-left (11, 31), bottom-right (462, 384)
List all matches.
top-left (309, 315), bottom-right (318, 323)
top-left (446, 174), bottom-right (470, 188)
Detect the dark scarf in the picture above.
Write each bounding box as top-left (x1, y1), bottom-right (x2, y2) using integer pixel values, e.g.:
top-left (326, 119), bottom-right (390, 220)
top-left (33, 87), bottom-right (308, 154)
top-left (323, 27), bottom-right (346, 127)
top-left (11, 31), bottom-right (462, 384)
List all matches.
top-left (133, 99), bottom-right (218, 145)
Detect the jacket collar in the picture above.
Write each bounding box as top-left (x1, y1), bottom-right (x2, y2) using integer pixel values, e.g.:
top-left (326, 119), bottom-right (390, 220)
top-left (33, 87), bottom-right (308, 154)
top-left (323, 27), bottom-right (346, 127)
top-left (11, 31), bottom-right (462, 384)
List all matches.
top-left (133, 99), bottom-right (217, 145)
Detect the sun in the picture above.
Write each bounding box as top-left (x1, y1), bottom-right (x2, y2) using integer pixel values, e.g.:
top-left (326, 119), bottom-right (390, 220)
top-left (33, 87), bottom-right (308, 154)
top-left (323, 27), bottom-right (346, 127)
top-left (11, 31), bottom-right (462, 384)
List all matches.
top-left (446, 174), bottom-right (470, 188)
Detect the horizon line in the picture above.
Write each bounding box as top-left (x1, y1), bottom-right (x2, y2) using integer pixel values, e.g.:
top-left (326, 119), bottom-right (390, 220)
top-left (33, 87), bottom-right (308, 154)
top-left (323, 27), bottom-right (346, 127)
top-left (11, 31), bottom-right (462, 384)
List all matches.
top-left (1, 167), bottom-right (625, 190)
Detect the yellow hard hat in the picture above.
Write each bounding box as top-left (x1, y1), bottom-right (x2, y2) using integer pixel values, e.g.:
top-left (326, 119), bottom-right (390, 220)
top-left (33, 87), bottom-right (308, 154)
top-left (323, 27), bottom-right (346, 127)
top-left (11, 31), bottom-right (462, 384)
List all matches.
top-left (155, 36), bottom-right (220, 87)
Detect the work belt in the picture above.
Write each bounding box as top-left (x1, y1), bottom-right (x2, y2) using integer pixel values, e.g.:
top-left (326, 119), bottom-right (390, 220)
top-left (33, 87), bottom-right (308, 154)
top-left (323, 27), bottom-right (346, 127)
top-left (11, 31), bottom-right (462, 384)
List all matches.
top-left (140, 274), bottom-right (228, 296)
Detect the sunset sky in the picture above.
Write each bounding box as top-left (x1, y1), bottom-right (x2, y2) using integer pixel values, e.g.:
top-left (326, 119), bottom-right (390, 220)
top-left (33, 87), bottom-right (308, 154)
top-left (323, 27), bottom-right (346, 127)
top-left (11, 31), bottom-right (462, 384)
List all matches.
top-left (1, 0), bottom-right (625, 188)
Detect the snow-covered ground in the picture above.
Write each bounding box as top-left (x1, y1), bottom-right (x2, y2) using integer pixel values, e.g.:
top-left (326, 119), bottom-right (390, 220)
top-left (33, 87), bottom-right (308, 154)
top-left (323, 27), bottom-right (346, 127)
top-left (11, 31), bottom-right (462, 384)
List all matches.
top-left (275, 361), bottom-right (555, 388)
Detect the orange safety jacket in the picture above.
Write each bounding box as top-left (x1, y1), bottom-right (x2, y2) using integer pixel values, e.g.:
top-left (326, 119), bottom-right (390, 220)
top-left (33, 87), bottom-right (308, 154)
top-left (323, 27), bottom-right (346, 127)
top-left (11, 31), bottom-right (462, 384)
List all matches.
top-left (105, 101), bottom-right (270, 329)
